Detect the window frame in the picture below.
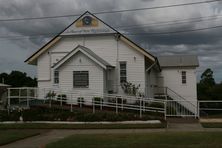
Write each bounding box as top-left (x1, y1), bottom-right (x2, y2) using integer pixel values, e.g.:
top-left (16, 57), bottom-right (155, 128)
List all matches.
top-left (54, 70), bottom-right (59, 84)
top-left (119, 61), bottom-right (127, 83)
top-left (73, 71), bottom-right (89, 88)
top-left (181, 71), bottom-right (187, 84)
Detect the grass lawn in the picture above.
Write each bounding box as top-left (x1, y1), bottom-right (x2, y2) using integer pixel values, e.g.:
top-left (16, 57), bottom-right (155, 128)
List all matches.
top-left (201, 122), bottom-right (222, 128)
top-left (0, 123), bottom-right (166, 129)
top-left (46, 132), bottom-right (222, 148)
top-left (0, 130), bottom-right (40, 146)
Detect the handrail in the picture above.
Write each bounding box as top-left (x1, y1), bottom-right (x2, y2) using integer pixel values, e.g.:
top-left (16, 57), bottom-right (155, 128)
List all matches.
top-left (166, 87), bottom-right (196, 107)
top-left (154, 86), bottom-right (196, 107)
top-left (7, 87), bottom-right (166, 117)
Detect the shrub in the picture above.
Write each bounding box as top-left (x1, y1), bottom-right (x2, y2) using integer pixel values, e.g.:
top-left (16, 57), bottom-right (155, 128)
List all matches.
top-left (77, 97), bottom-right (84, 105)
top-left (57, 94), bottom-right (67, 105)
top-left (121, 81), bottom-right (140, 96)
top-left (0, 110), bottom-right (20, 121)
top-left (93, 97), bottom-right (103, 105)
top-left (108, 98), bottom-right (115, 103)
top-left (0, 106), bottom-right (163, 122)
top-left (148, 102), bottom-right (164, 109)
top-left (57, 94), bottom-right (67, 101)
top-left (107, 98), bottom-right (127, 104)
top-left (117, 97), bottom-right (127, 104)
top-left (45, 91), bottom-right (56, 99)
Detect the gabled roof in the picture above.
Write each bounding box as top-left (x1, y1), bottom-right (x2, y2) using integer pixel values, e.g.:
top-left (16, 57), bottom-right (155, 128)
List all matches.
top-left (25, 11), bottom-right (156, 65)
top-left (52, 45), bottom-right (113, 70)
top-left (158, 55), bottom-right (199, 68)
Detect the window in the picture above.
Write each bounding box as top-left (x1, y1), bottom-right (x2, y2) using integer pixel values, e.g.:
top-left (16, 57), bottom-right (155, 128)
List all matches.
top-left (73, 71), bottom-right (89, 87)
top-left (181, 71), bottom-right (186, 84)
top-left (120, 62), bottom-right (127, 83)
top-left (54, 70), bottom-right (59, 84)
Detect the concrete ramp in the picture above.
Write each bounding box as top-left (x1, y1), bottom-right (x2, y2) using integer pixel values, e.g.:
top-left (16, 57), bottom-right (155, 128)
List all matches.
top-left (167, 118), bottom-right (203, 131)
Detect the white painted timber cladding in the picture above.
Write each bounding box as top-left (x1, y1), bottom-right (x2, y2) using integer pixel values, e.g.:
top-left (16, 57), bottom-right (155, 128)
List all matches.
top-left (49, 37), bottom-right (84, 52)
top-left (37, 52), bottom-right (50, 81)
top-left (58, 52), bottom-right (104, 96)
top-left (37, 35), bottom-right (147, 95)
top-left (161, 68), bottom-right (197, 101)
top-left (38, 37), bottom-right (84, 82)
top-left (84, 36), bottom-right (117, 66)
top-left (118, 40), bottom-right (145, 93)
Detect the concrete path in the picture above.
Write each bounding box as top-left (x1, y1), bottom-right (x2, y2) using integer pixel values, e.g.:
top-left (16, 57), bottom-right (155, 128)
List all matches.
top-left (2, 126), bottom-right (222, 148)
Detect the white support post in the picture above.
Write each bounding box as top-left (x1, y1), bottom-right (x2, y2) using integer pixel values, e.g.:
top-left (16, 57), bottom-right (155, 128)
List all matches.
top-left (60, 95), bottom-right (62, 107)
top-left (197, 101), bottom-right (200, 118)
top-left (19, 89), bottom-right (21, 104)
top-left (121, 97), bottom-right (123, 111)
top-left (116, 96), bottom-right (118, 114)
top-left (164, 101), bottom-right (167, 120)
top-left (43, 88), bottom-right (46, 103)
top-left (27, 88), bottom-right (29, 108)
top-left (143, 97), bottom-right (145, 112)
top-left (49, 96), bottom-right (51, 108)
top-left (93, 98), bottom-right (95, 113)
top-left (100, 97), bottom-right (102, 110)
top-left (80, 98), bottom-right (82, 108)
top-left (139, 97), bottom-right (142, 118)
top-left (7, 88), bottom-right (10, 114)
top-left (70, 94), bottom-right (73, 112)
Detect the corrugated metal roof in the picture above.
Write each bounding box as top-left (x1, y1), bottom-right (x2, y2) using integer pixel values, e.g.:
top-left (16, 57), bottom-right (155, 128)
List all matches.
top-left (158, 55), bottom-right (199, 68)
top-left (0, 83), bottom-right (10, 87)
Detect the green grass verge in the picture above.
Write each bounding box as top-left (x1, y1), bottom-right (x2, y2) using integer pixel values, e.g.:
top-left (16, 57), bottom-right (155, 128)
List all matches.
top-left (46, 132), bottom-right (222, 148)
top-left (201, 122), bottom-right (222, 128)
top-left (0, 123), bottom-right (166, 129)
top-left (0, 130), bottom-right (40, 146)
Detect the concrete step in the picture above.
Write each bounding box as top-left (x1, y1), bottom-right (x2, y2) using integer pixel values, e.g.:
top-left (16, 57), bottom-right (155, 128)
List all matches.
top-left (167, 117), bottom-right (199, 123)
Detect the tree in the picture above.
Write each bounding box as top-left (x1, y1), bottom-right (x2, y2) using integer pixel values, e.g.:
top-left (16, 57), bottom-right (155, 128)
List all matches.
top-left (0, 71), bottom-right (37, 87)
top-left (200, 68), bottom-right (215, 87)
top-left (198, 68), bottom-right (216, 100)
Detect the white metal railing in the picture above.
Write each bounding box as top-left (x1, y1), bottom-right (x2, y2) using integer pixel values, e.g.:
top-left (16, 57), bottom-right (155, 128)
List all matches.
top-left (198, 100), bottom-right (222, 118)
top-left (166, 100), bottom-right (198, 118)
top-left (9, 87), bottom-right (222, 119)
top-left (7, 87), bottom-right (166, 118)
top-left (153, 86), bottom-right (197, 114)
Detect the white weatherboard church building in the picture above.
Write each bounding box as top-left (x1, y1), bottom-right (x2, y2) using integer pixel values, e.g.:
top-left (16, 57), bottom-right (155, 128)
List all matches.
top-left (25, 11), bottom-right (199, 113)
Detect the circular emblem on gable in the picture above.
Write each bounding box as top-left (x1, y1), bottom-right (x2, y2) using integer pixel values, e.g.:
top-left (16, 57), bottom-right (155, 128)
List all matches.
top-left (82, 16), bottom-right (92, 26)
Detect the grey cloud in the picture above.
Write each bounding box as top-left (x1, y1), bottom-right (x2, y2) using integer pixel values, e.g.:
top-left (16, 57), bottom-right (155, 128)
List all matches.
top-left (0, 0), bottom-right (222, 81)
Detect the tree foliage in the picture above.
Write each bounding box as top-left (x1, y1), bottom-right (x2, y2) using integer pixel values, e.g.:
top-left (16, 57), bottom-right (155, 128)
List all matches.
top-left (198, 68), bottom-right (222, 100)
top-left (0, 71), bottom-right (37, 87)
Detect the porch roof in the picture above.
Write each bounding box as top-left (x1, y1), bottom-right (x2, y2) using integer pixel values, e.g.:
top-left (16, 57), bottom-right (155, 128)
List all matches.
top-left (52, 45), bottom-right (114, 70)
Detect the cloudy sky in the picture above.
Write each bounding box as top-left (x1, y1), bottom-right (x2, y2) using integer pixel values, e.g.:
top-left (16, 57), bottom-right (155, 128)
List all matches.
top-left (0, 0), bottom-right (222, 82)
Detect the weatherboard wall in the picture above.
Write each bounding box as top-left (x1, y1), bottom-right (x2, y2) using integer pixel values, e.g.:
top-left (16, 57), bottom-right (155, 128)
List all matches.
top-left (160, 67), bottom-right (197, 101)
top-left (37, 35), bottom-right (147, 95)
top-left (58, 52), bottom-right (104, 96)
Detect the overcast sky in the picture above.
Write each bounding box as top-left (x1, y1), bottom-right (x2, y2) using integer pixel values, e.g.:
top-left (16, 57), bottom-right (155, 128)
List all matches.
top-left (0, 0), bottom-right (222, 82)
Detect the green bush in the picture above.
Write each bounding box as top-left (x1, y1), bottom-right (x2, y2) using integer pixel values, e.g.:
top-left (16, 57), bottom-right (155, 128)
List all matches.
top-left (0, 110), bottom-right (20, 121)
top-left (77, 97), bottom-right (84, 105)
top-left (93, 97), bottom-right (103, 105)
top-left (107, 97), bottom-right (127, 104)
top-left (148, 102), bottom-right (164, 109)
top-left (0, 106), bottom-right (161, 122)
top-left (57, 94), bottom-right (67, 101)
top-left (117, 98), bottom-right (127, 104)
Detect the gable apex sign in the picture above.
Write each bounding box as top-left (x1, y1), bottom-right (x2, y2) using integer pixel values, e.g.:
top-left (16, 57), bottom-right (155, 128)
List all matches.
top-left (61, 14), bottom-right (116, 35)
